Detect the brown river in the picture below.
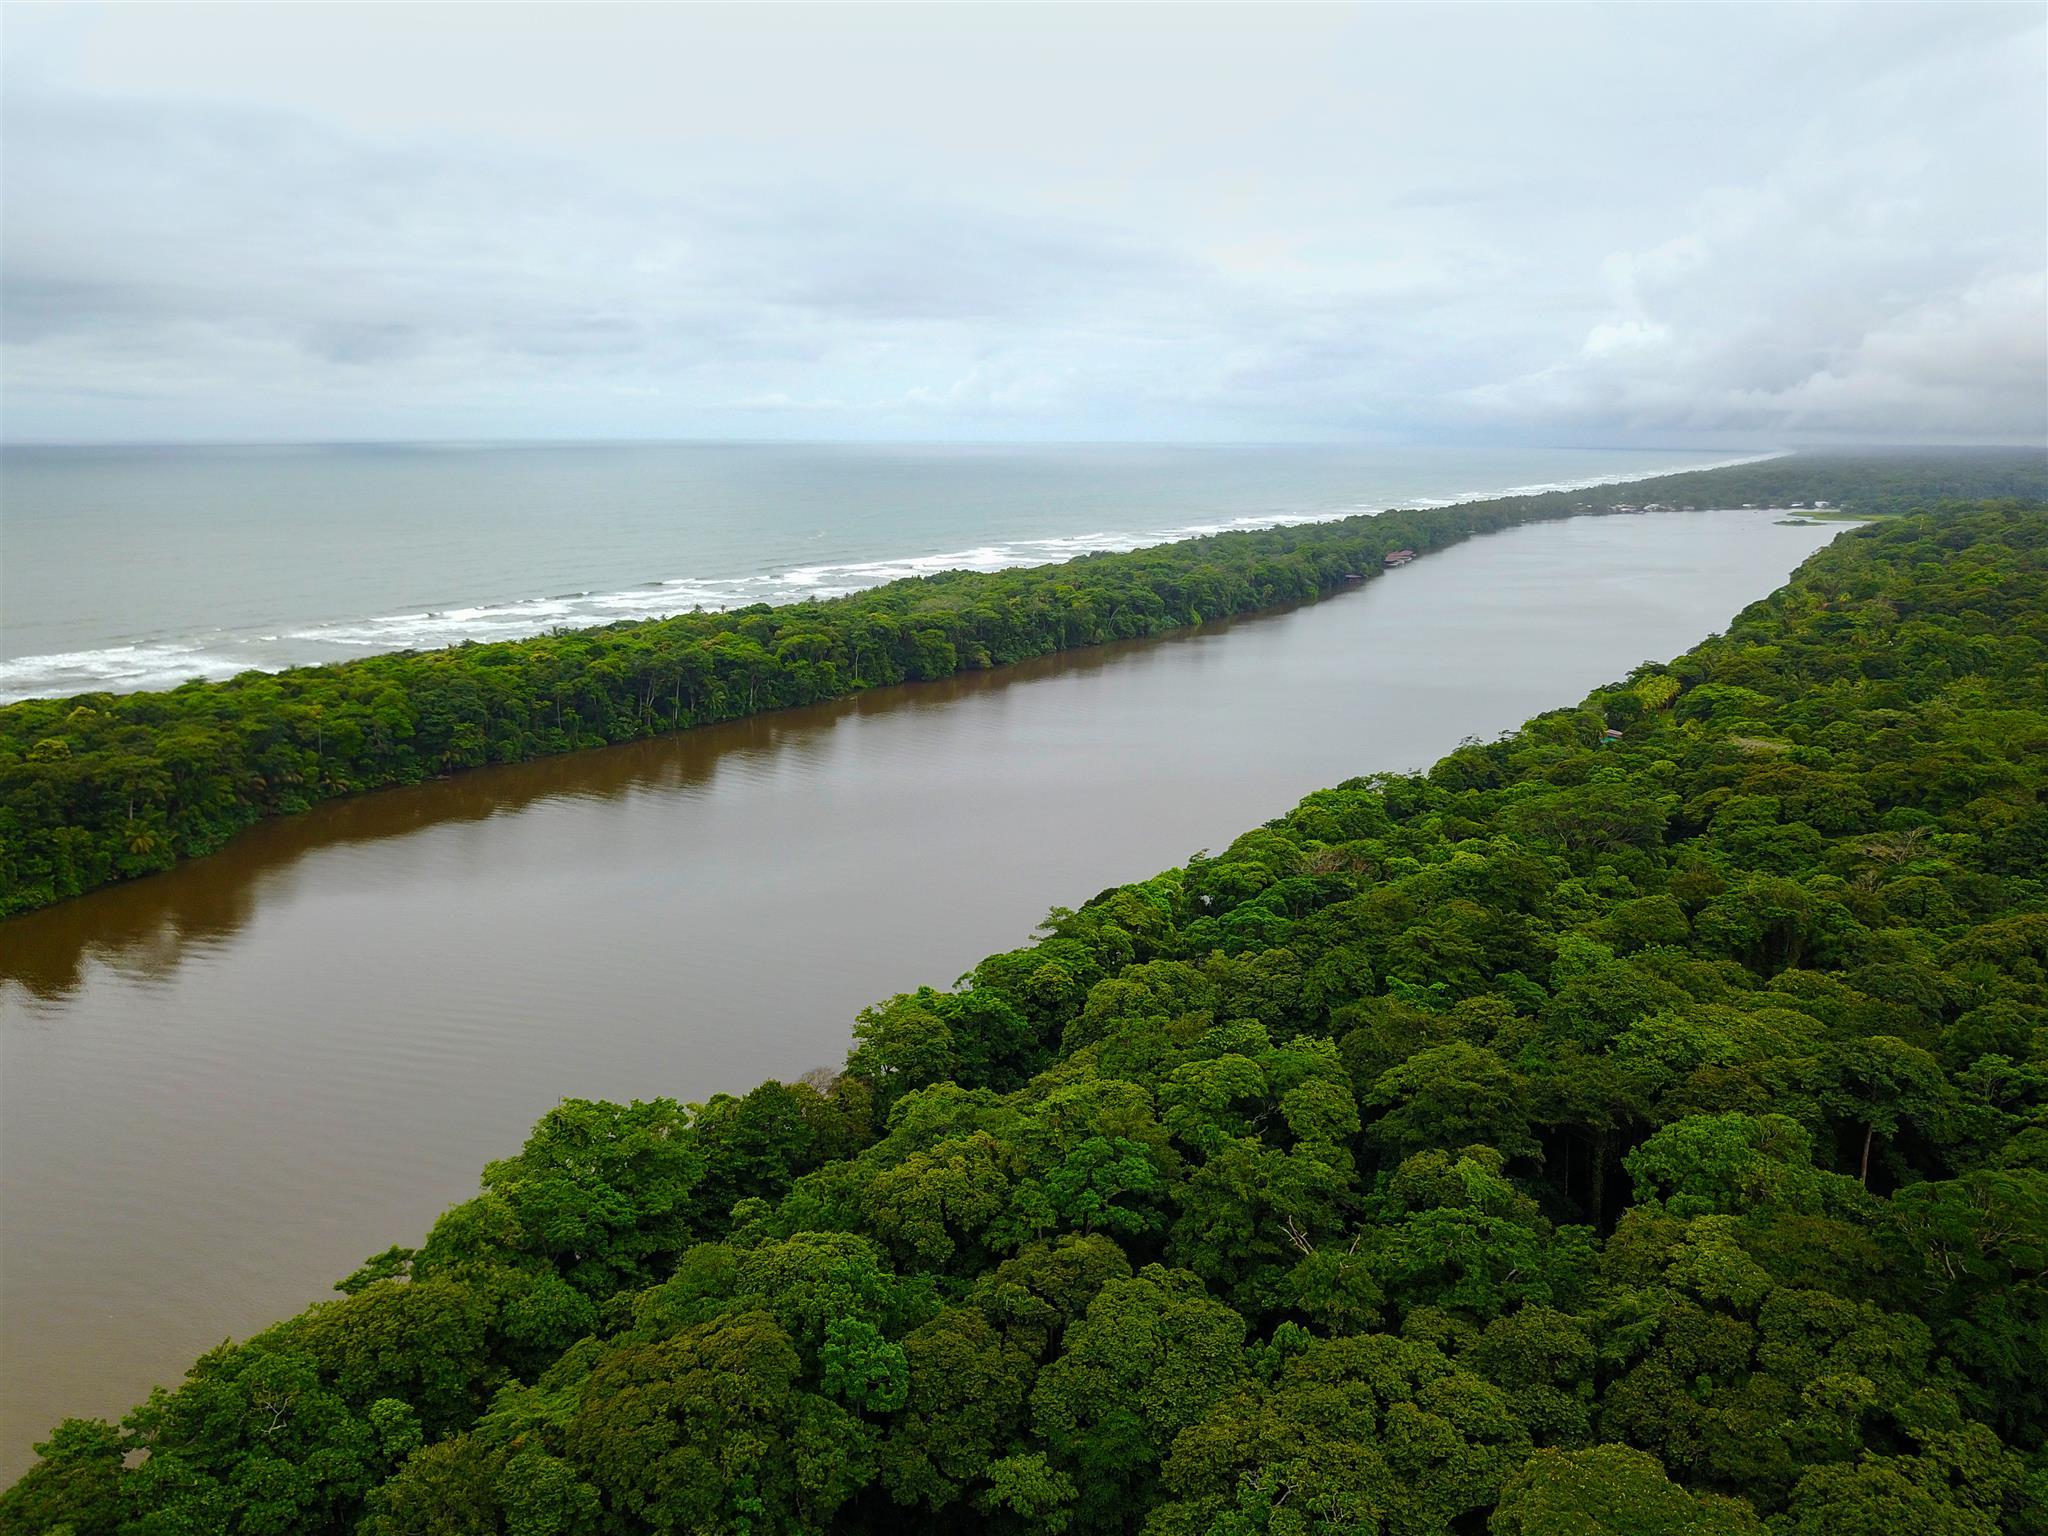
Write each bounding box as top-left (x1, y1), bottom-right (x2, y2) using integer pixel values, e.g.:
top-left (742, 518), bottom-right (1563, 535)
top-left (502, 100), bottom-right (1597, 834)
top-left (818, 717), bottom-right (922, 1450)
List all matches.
top-left (0, 509), bottom-right (1845, 1476)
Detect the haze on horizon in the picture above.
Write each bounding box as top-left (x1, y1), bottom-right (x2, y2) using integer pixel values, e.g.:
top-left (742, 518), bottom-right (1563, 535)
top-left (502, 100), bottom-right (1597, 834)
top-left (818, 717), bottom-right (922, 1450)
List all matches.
top-left (2, 2), bottom-right (2043, 448)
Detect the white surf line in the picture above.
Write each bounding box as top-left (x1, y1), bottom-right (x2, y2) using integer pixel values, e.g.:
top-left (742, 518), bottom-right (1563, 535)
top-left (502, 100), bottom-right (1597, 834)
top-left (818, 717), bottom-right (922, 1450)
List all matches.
top-left (0, 450), bottom-right (1791, 703)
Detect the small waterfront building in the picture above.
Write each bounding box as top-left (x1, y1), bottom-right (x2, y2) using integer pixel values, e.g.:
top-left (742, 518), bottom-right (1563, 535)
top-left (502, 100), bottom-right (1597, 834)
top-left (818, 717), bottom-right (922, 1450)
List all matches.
top-left (1383, 549), bottom-right (1417, 568)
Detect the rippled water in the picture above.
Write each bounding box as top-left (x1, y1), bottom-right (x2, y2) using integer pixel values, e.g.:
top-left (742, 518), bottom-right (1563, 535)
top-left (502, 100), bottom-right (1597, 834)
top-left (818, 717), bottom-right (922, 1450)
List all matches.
top-left (0, 508), bottom-right (1844, 1476)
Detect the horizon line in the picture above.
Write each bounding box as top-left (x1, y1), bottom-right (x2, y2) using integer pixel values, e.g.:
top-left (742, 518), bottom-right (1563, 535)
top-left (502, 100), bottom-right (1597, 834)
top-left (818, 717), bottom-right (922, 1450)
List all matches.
top-left (4, 435), bottom-right (2042, 454)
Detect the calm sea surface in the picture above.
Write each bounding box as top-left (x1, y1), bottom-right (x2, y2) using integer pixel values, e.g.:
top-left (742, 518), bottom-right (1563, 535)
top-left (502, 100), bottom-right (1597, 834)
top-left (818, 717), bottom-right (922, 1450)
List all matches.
top-left (0, 443), bottom-right (1760, 700)
top-left (0, 505), bottom-right (1844, 1477)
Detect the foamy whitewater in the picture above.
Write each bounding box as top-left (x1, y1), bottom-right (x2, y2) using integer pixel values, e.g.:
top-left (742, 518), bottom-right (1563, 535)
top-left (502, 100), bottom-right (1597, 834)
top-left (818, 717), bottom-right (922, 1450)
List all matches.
top-left (0, 444), bottom-right (1783, 703)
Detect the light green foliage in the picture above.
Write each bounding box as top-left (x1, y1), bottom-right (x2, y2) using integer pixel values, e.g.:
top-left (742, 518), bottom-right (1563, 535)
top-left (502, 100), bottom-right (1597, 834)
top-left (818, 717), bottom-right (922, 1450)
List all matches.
top-left (420, 1097), bottom-right (706, 1298)
top-left (1490, 1445), bottom-right (1760, 1534)
top-left (1623, 1112), bottom-right (1851, 1217)
top-left (1150, 1332), bottom-right (1531, 1536)
top-left (1030, 1265), bottom-right (1249, 1519)
top-left (1365, 1043), bottom-right (1536, 1161)
top-left (819, 1318), bottom-right (909, 1414)
top-left (358, 1437), bottom-right (601, 1536)
top-left (0, 1421), bottom-right (123, 1536)
top-left (881, 1306), bottom-right (1034, 1509)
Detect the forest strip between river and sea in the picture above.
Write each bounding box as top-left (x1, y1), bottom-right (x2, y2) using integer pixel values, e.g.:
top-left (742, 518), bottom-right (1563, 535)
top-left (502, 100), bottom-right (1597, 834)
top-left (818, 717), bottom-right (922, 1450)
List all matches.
top-left (5, 499), bottom-right (2046, 1532)
top-left (4, 450), bottom-right (2043, 919)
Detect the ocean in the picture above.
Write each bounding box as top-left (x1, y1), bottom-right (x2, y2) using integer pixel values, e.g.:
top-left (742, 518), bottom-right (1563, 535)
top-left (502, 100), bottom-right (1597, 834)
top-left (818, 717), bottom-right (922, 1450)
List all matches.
top-left (0, 442), bottom-right (1768, 702)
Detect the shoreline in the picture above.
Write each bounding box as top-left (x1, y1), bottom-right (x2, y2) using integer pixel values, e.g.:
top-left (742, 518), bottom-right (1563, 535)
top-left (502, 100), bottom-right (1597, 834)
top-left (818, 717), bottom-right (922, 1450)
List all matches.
top-left (4, 447), bottom-right (2040, 922)
top-left (0, 448), bottom-right (1787, 704)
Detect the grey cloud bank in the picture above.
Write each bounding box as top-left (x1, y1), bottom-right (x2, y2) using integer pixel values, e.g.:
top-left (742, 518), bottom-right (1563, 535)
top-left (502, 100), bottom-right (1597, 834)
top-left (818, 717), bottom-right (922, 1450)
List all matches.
top-left (2, 4), bottom-right (2042, 445)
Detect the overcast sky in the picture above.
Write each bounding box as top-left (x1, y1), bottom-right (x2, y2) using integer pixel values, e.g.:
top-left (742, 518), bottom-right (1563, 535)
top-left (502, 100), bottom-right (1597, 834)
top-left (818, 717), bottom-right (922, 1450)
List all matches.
top-left (3, 3), bottom-right (2042, 445)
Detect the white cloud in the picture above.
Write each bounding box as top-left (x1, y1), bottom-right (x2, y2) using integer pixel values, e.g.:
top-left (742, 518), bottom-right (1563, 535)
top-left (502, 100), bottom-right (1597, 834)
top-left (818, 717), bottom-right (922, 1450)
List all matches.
top-left (1459, 13), bottom-right (2047, 445)
top-left (2, 3), bottom-right (2041, 443)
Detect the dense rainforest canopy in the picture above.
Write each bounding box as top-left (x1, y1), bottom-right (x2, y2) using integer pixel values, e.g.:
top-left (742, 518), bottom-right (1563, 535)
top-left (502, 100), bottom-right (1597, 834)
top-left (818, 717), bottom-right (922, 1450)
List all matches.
top-left (4, 449), bottom-right (2043, 918)
top-left (5, 498), bottom-right (2046, 1534)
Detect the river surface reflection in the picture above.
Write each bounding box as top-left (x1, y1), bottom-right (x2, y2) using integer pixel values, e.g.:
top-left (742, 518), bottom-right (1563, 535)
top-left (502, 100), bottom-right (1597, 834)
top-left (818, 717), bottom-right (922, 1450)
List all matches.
top-left (0, 509), bottom-right (1844, 1474)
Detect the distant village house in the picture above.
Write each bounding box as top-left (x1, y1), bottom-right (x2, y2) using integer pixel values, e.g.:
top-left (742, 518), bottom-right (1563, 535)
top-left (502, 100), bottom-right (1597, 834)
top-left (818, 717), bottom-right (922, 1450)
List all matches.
top-left (1383, 549), bottom-right (1417, 568)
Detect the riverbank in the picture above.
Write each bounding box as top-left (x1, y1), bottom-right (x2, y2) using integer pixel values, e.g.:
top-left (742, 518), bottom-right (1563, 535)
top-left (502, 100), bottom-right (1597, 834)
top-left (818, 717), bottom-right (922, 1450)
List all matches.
top-left (1, 506), bottom-right (1854, 1477)
top-left (5, 450), bottom-right (2040, 920)
top-left (2, 443), bottom-right (1782, 702)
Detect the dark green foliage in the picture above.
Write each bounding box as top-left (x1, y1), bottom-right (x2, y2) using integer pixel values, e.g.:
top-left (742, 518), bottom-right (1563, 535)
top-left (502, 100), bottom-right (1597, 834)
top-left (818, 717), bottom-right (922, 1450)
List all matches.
top-left (6, 494), bottom-right (2048, 1535)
